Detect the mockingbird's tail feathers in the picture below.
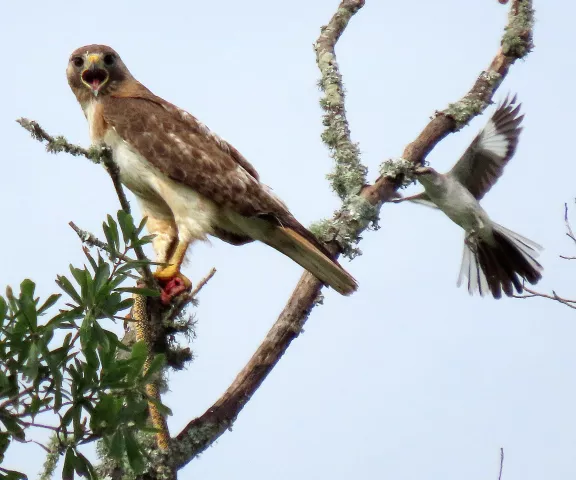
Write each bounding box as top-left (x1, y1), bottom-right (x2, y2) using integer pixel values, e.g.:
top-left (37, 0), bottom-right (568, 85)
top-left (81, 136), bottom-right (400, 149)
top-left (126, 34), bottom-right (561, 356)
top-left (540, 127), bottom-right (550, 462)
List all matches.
top-left (457, 223), bottom-right (542, 299)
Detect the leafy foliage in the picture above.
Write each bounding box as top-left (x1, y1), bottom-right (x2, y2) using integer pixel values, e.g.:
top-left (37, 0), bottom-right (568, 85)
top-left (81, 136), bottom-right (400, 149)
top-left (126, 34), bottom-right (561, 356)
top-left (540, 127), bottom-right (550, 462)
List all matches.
top-left (0, 211), bottom-right (166, 479)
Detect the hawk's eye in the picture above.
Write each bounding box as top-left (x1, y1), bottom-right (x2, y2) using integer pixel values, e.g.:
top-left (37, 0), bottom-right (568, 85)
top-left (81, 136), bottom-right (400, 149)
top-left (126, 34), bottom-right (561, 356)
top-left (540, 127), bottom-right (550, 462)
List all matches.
top-left (103, 54), bottom-right (115, 66)
top-left (72, 57), bottom-right (84, 68)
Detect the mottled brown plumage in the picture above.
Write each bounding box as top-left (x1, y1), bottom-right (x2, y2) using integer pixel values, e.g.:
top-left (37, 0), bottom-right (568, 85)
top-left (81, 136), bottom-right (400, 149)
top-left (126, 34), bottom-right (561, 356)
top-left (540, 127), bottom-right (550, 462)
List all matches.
top-left (67, 45), bottom-right (357, 298)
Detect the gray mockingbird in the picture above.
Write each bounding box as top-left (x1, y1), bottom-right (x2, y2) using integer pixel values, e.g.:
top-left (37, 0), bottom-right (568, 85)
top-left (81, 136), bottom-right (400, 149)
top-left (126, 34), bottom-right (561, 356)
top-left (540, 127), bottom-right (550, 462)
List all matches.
top-left (395, 95), bottom-right (542, 298)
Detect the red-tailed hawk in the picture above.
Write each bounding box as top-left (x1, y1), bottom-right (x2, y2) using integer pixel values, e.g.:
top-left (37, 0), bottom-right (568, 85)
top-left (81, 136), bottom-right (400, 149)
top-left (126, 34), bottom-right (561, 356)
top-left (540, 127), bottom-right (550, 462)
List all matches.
top-left (66, 45), bottom-right (357, 301)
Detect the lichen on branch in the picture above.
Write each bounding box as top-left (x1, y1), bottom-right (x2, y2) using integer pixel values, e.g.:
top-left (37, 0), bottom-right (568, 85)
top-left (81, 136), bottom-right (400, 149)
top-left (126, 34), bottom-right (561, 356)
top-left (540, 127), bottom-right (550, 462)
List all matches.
top-left (502, 0), bottom-right (534, 57)
top-left (174, 0), bottom-right (536, 468)
top-left (17, 118), bottom-right (111, 164)
top-left (315, 0), bottom-right (367, 200)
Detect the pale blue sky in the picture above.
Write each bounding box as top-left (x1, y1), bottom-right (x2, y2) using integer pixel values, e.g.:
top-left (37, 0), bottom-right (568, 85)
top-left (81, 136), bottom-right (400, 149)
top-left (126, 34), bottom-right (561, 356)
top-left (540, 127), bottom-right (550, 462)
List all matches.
top-left (1, 0), bottom-right (575, 478)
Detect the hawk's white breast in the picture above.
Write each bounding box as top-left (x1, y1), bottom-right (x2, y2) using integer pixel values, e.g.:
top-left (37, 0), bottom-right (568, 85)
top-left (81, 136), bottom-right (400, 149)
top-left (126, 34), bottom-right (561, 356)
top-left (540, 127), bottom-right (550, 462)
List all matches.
top-left (82, 99), bottom-right (220, 241)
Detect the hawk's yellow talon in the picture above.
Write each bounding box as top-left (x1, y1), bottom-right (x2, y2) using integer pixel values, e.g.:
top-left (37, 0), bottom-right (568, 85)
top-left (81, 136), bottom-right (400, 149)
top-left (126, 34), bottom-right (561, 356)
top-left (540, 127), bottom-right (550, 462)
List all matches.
top-left (154, 265), bottom-right (192, 288)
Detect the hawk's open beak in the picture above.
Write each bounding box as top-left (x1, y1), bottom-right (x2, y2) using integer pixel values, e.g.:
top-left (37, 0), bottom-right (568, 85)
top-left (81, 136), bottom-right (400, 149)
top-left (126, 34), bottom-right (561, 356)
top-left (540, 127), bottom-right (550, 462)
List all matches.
top-left (81, 55), bottom-right (109, 96)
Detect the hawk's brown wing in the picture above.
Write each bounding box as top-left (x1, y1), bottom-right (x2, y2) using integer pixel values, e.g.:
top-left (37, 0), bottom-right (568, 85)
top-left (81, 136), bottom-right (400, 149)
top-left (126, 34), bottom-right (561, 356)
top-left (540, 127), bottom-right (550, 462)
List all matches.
top-left (101, 94), bottom-right (277, 217)
top-left (101, 94), bottom-right (336, 255)
top-left (101, 94), bottom-right (357, 294)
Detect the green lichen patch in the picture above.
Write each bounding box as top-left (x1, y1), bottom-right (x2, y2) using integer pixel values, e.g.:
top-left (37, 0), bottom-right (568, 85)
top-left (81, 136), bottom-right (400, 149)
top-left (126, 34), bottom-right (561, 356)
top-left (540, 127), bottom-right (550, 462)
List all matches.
top-left (379, 158), bottom-right (418, 187)
top-left (502, 1), bottom-right (534, 58)
top-left (310, 195), bottom-right (379, 259)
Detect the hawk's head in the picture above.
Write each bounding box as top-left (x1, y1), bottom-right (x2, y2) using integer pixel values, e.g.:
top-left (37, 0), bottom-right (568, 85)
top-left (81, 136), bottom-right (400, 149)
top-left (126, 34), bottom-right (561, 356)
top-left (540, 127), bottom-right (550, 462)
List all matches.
top-left (67, 45), bottom-right (132, 102)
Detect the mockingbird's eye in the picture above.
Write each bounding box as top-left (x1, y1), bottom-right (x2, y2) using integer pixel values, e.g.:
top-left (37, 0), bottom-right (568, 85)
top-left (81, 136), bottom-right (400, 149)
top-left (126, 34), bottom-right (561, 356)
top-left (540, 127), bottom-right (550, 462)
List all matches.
top-left (72, 57), bottom-right (84, 68)
top-left (103, 54), bottom-right (115, 66)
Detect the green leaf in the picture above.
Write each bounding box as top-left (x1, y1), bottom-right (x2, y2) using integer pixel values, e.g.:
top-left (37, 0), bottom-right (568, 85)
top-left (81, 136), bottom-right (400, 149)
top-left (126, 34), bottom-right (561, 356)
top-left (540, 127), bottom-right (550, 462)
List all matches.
top-left (0, 412), bottom-right (25, 441)
top-left (62, 447), bottom-right (75, 480)
top-left (60, 406), bottom-right (76, 429)
top-left (83, 268), bottom-right (95, 307)
top-left (83, 323), bottom-right (103, 370)
top-left (92, 322), bottom-right (109, 349)
top-left (84, 348), bottom-right (99, 371)
top-left (18, 279), bottom-right (37, 330)
top-left (116, 287), bottom-right (160, 297)
top-left (136, 216), bottom-right (148, 236)
top-left (72, 403), bottom-right (83, 438)
top-left (100, 368), bottom-right (133, 389)
top-left (69, 266), bottom-right (86, 290)
top-left (22, 343), bottom-right (40, 380)
top-left (4, 288), bottom-right (18, 316)
top-left (108, 273), bottom-right (129, 290)
top-left (79, 315), bottom-right (94, 348)
top-left (93, 262), bottom-right (111, 298)
top-left (0, 297), bottom-right (7, 322)
top-left (27, 395), bottom-right (42, 417)
top-left (11, 315), bottom-right (31, 345)
top-left (115, 260), bottom-right (156, 275)
top-left (0, 432), bottom-right (9, 460)
top-left (19, 279), bottom-right (35, 300)
top-left (55, 275), bottom-right (82, 305)
top-left (116, 297), bottom-right (134, 312)
top-left (117, 210), bottom-right (135, 245)
top-left (107, 430), bottom-right (125, 461)
top-left (82, 334), bottom-right (100, 376)
top-left (105, 215), bottom-right (120, 251)
top-left (91, 394), bottom-right (118, 432)
top-left (0, 468), bottom-right (27, 480)
top-left (141, 354), bottom-right (166, 384)
top-left (126, 341), bottom-right (148, 383)
top-left (102, 225), bottom-right (117, 261)
top-left (0, 371), bottom-right (9, 392)
top-left (47, 346), bottom-right (71, 374)
top-left (104, 329), bottom-right (131, 352)
top-left (45, 307), bottom-right (84, 331)
top-left (99, 292), bottom-right (123, 318)
top-left (133, 234), bottom-right (156, 247)
top-left (130, 341), bottom-right (148, 361)
top-left (38, 340), bottom-right (63, 395)
top-left (83, 246), bottom-right (98, 272)
top-left (37, 294), bottom-right (61, 315)
top-left (74, 451), bottom-right (97, 480)
top-left (124, 430), bottom-right (146, 474)
top-left (144, 394), bottom-right (173, 417)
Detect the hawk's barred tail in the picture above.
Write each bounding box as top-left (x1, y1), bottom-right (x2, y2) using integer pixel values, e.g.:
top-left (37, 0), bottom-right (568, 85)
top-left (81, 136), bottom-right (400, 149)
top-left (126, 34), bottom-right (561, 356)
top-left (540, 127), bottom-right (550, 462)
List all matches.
top-left (457, 223), bottom-right (542, 299)
top-left (263, 227), bottom-right (358, 295)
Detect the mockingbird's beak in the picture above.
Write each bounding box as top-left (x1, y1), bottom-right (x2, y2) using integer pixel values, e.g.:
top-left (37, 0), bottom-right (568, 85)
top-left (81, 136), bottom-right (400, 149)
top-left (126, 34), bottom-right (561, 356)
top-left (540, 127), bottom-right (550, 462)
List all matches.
top-left (414, 166), bottom-right (433, 176)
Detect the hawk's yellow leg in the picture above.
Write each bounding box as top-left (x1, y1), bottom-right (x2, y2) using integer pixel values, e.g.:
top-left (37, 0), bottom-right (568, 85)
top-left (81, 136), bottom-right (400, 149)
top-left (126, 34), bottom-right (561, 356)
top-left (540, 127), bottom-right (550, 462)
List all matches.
top-left (153, 240), bottom-right (192, 288)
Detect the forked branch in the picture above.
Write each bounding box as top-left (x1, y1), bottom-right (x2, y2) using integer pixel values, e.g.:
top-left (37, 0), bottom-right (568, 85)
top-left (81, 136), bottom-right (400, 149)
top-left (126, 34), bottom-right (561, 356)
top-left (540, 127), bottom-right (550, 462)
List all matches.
top-left (173, 0), bottom-right (534, 468)
top-left (17, 0), bottom-right (535, 473)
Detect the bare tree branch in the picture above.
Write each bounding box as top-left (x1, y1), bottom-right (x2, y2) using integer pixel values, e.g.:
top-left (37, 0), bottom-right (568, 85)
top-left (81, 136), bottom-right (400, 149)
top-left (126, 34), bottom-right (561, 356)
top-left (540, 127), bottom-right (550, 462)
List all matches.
top-left (316, 0), bottom-right (367, 200)
top-left (0, 385), bottom-right (35, 411)
top-left (68, 221), bottom-right (136, 264)
top-left (69, 222), bottom-right (110, 251)
top-left (17, 118), bottom-right (106, 163)
top-left (514, 287), bottom-right (576, 309)
top-left (18, 0), bottom-right (535, 474)
top-left (17, 118), bottom-right (174, 475)
top-left (189, 268), bottom-right (217, 299)
top-left (17, 118), bottom-right (155, 288)
top-left (514, 200), bottom-right (576, 308)
top-left (172, 0), bottom-right (534, 469)
top-left (498, 448), bottom-right (504, 480)
top-left (366, 0), bottom-right (534, 204)
top-left (564, 202), bottom-right (576, 244)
